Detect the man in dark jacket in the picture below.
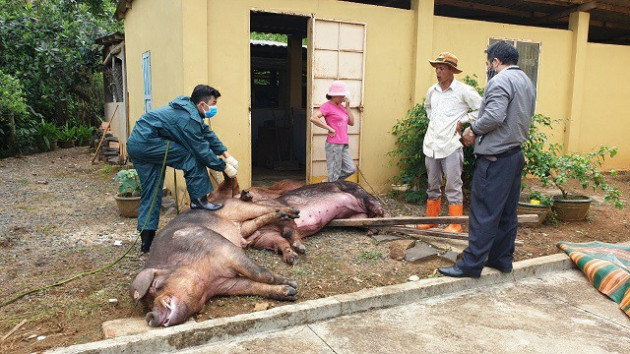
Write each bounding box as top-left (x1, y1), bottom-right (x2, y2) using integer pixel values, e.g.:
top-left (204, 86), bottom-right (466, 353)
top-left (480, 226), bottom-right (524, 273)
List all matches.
top-left (127, 85), bottom-right (238, 253)
top-left (439, 41), bottom-right (536, 277)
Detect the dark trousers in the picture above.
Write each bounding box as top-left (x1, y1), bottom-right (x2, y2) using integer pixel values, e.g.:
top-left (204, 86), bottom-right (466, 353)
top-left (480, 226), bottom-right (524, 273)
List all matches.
top-left (458, 149), bottom-right (525, 276)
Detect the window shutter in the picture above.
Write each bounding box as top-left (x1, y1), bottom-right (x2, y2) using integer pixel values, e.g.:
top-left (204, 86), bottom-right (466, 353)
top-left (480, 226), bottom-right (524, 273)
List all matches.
top-left (142, 52), bottom-right (152, 112)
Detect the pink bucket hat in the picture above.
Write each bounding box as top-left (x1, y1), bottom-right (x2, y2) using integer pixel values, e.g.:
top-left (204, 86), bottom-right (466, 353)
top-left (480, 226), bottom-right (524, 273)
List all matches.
top-left (327, 81), bottom-right (350, 97)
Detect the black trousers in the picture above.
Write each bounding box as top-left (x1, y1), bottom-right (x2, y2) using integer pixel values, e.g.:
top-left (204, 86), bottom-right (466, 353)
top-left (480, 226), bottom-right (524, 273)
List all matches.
top-left (458, 148), bottom-right (525, 276)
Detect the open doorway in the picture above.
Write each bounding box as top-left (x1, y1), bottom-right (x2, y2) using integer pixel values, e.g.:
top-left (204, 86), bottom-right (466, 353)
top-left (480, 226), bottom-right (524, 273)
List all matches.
top-left (250, 11), bottom-right (309, 187)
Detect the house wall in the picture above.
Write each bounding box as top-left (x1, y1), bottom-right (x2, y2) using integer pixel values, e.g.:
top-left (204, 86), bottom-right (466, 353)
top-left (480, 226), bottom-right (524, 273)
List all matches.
top-left (580, 43), bottom-right (630, 169)
top-left (431, 16), bottom-right (574, 148)
top-left (122, 1), bottom-right (629, 204)
top-left (204, 0), bottom-right (417, 191)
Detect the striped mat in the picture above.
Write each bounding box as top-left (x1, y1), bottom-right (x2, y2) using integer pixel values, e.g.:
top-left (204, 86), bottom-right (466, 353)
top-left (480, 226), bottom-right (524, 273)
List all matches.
top-left (557, 241), bottom-right (630, 318)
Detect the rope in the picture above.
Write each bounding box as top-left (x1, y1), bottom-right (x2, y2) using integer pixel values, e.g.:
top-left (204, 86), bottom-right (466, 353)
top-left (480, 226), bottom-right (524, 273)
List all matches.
top-left (356, 166), bottom-right (391, 209)
top-left (0, 142), bottom-right (171, 309)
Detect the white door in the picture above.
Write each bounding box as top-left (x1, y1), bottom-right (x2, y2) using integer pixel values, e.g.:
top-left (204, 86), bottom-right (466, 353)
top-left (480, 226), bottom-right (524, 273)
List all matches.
top-left (307, 19), bottom-right (365, 183)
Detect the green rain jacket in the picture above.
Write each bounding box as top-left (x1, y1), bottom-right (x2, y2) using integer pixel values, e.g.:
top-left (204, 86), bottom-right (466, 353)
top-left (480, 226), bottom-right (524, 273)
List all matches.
top-left (130, 96), bottom-right (227, 171)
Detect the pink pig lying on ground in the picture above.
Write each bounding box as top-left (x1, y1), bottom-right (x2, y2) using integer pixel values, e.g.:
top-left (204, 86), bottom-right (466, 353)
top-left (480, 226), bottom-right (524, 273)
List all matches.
top-left (241, 180), bottom-right (386, 264)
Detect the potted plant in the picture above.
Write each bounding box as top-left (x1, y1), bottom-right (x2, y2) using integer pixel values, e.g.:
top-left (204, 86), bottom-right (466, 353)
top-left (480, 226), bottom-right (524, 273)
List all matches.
top-left (75, 125), bottom-right (96, 146)
top-left (58, 122), bottom-right (77, 148)
top-left (113, 169), bottom-right (141, 218)
top-left (523, 115), bottom-right (623, 221)
top-left (35, 121), bottom-right (60, 151)
top-left (517, 190), bottom-right (553, 227)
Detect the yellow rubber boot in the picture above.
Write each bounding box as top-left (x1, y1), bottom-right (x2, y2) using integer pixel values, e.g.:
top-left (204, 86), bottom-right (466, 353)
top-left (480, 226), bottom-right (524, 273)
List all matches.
top-left (417, 198), bottom-right (441, 230)
top-left (444, 204), bottom-right (463, 233)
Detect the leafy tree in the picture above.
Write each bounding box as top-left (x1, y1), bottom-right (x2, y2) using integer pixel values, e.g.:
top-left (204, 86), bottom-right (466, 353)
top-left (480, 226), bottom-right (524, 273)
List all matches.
top-left (0, 70), bottom-right (31, 155)
top-left (0, 0), bottom-right (118, 156)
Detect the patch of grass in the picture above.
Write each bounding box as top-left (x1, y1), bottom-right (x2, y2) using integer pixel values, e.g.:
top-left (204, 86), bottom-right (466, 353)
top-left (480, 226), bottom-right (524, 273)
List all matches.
top-left (41, 225), bottom-right (58, 232)
top-left (291, 268), bottom-right (307, 276)
top-left (359, 251), bottom-right (384, 260)
top-left (16, 179), bottom-right (32, 185)
top-left (101, 165), bottom-right (115, 174)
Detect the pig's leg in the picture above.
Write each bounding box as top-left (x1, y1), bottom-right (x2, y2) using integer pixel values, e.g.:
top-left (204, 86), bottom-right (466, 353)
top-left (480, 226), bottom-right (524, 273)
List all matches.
top-left (219, 201), bottom-right (297, 223)
top-left (250, 231), bottom-right (300, 265)
top-left (230, 252), bottom-right (298, 288)
top-left (279, 222), bottom-right (306, 255)
top-left (240, 208), bottom-right (300, 238)
top-left (216, 278), bottom-right (297, 301)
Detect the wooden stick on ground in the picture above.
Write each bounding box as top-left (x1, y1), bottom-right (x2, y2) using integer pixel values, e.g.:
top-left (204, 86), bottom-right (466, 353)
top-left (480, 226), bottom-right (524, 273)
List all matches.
top-left (91, 106), bottom-right (119, 164)
top-left (373, 226), bottom-right (524, 246)
top-left (1, 319), bottom-right (27, 342)
top-left (327, 214), bottom-right (538, 227)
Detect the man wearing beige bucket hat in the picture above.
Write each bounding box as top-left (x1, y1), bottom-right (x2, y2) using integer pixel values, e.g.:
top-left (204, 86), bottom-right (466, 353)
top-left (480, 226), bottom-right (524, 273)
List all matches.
top-left (417, 52), bottom-right (482, 233)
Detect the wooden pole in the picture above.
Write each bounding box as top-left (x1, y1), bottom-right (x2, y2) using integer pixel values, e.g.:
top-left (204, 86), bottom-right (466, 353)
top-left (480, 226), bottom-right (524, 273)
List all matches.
top-left (371, 226), bottom-right (524, 246)
top-left (326, 214), bottom-right (539, 227)
top-left (92, 105), bottom-right (119, 164)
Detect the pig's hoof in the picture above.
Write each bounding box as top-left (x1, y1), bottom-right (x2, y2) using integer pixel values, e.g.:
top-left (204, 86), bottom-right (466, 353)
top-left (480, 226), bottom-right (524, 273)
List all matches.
top-left (283, 250), bottom-right (299, 265)
top-left (287, 207), bottom-right (300, 219)
top-left (282, 285), bottom-right (298, 300)
top-left (240, 190), bottom-right (253, 202)
top-left (286, 278), bottom-right (299, 289)
top-left (292, 241), bottom-right (307, 254)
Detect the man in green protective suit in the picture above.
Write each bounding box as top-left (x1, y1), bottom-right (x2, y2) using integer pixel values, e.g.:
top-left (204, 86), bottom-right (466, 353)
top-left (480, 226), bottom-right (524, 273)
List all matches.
top-left (126, 84), bottom-right (238, 253)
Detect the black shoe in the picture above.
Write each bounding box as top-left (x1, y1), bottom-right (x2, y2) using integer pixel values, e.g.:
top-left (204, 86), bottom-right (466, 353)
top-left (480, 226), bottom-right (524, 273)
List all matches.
top-left (140, 230), bottom-right (156, 253)
top-left (438, 265), bottom-right (479, 278)
top-left (484, 262), bottom-right (513, 273)
top-left (190, 196), bottom-right (223, 211)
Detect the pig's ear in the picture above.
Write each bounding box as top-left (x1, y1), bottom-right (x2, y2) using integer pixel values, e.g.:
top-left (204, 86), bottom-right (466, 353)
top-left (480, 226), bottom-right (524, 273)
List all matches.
top-left (131, 268), bottom-right (158, 305)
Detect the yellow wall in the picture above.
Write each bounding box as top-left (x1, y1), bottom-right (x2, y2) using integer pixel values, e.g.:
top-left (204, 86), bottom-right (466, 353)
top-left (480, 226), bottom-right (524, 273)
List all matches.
top-left (204, 0), bottom-right (416, 191)
top-left (122, 1), bottom-right (629, 201)
top-left (124, 0), bottom-right (184, 123)
top-left (431, 16), bottom-right (574, 147)
top-left (580, 43), bottom-right (630, 169)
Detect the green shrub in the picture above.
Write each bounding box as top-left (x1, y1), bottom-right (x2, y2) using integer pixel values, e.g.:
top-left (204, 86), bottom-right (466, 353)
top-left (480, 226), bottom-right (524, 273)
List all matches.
top-left (35, 121), bottom-right (61, 150)
top-left (0, 0), bottom-right (118, 154)
top-left (523, 114), bottom-right (623, 209)
top-left (58, 122), bottom-right (78, 143)
top-left (0, 70), bottom-right (34, 156)
top-left (75, 125), bottom-right (96, 146)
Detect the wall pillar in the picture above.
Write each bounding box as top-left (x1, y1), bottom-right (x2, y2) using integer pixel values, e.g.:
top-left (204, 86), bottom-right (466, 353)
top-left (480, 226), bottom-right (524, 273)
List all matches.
top-left (565, 11), bottom-right (590, 152)
top-left (413, 0), bottom-right (435, 104)
top-left (288, 35), bottom-right (303, 109)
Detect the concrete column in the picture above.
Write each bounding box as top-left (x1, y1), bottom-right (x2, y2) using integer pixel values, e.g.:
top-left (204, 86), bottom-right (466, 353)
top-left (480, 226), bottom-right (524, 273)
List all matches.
top-left (287, 35), bottom-right (303, 109)
top-left (412, 0), bottom-right (435, 104)
top-left (565, 11), bottom-right (590, 152)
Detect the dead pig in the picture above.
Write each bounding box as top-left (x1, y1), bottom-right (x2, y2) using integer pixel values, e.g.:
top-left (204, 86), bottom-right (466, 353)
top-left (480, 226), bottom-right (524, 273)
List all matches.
top-left (131, 199), bottom-right (300, 327)
top-left (245, 181), bottom-right (385, 264)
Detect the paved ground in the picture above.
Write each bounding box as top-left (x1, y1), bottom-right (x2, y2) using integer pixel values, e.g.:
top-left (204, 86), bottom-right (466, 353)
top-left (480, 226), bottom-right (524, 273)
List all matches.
top-left (179, 270), bottom-right (630, 354)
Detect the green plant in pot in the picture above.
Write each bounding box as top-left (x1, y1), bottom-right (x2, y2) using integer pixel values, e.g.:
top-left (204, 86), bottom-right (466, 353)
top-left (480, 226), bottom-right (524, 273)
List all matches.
top-left (113, 169), bottom-right (142, 218)
top-left (523, 114), bottom-right (623, 222)
top-left (58, 122), bottom-right (77, 148)
top-left (517, 189), bottom-right (553, 227)
top-left (35, 121), bottom-right (60, 151)
top-left (75, 125), bottom-right (96, 146)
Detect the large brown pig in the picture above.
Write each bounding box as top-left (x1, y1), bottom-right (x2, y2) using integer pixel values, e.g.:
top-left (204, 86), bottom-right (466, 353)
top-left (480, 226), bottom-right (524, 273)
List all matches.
top-left (131, 198), bottom-right (300, 327)
top-left (243, 181), bottom-right (385, 264)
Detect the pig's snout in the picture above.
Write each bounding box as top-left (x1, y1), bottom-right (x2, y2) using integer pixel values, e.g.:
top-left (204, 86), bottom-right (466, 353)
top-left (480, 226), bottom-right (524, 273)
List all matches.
top-left (146, 311), bottom-right (162, 327)
top-left (147, 295), bottom-right (189, 327)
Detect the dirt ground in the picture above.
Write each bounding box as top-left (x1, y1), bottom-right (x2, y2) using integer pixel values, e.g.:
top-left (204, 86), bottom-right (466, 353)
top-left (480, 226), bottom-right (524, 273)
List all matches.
top-left (1, 148), bottom-right (629, 353)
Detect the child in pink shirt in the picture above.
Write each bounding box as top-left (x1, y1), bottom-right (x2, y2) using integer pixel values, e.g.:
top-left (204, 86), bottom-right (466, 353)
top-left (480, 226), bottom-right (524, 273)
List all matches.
top-left (310, 81), bottom-right (357, 182)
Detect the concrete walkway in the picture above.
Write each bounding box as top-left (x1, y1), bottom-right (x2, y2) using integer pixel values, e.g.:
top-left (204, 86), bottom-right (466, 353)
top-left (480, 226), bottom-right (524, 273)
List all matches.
top-left (179, 270), bottom-right (630, 354)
